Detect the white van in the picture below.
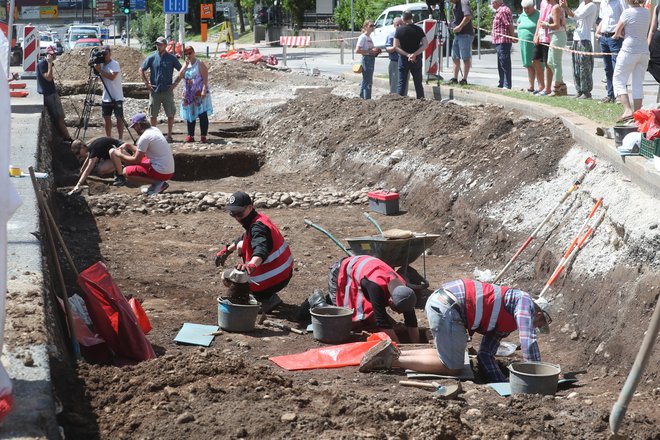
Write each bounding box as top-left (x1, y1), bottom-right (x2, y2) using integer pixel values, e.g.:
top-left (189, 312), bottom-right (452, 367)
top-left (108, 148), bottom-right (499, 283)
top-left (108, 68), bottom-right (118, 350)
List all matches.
top-left (371, 2), bottom-right (431, 48)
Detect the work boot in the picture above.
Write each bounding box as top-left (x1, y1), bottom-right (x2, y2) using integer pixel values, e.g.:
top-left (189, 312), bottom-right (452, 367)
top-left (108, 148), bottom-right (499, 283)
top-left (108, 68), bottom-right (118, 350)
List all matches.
top-left (112, 173), bottom-right (126, 187)
top-left (358, 339), bottom-right (401, 373)
top-left (308, 289), bottom-right (329, 311)
top-left (259, 293), bottom-right (283, 314)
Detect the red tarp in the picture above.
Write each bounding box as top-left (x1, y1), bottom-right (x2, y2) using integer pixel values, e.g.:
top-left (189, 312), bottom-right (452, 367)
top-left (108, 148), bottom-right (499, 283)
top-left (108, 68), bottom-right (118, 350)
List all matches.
top-left (77, 262), bottom-right (155, 362)
top-left (269, 332), bottom-right (391, 371)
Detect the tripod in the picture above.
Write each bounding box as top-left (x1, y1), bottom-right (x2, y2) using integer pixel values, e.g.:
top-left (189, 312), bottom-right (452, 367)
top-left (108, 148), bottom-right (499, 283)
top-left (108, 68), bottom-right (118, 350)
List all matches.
top-left (74, 62), bottom-right (136, 144)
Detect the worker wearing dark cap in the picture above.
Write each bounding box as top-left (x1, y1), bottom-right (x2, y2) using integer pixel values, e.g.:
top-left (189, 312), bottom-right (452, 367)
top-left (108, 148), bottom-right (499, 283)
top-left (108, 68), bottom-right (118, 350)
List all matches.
top-left (214, 191), bottom-right (293, 313)
top-left (322, 255), bottom-right (419, 344)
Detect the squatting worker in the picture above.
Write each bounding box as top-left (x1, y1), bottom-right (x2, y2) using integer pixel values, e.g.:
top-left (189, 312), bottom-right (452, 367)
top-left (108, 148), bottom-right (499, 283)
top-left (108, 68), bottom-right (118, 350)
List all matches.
top-left (139, 36), bottom-right (183, 142)
top-left (359, 279), bottom-right (552, 383)
top-left (114, 113), bottom-right (175, 196)
top-left (214, 191), bottom-right (294, 314)
top-left (393, 10), bottom-right (428, 99)
top-left (36, 45), bottom-right (73, 144)
top-left (94, 46), bottom-right (125, 139)
top-left (68, 137), bottom-right (126, 195)
top-left (385, 17), bottom-right (409, 95)
top-left (322, 255), bottom-right (419, 344)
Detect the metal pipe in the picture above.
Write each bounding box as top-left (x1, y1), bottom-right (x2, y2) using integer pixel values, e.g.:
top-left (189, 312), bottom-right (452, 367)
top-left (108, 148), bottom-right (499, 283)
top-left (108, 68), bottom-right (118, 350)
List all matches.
top-left (303, 219), bottom-right (353, 257)
top-left (609, 297), bottom-right (660, 435)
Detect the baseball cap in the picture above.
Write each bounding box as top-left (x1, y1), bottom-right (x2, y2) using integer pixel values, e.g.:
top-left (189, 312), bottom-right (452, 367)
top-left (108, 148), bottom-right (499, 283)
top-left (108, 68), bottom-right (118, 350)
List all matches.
top-left (391, 285), bottom-right (416, 312)
top-left (45, 45), bottom-right (57, 55)
top-left (155, 36), bottom-right (167, 45)
top-left (129, 113), bottom-right (147, 128)
top-left (227, 191), bottom-right (252, 212)
top-left (533, 297), bottom-right (553, 334)
top-left (223, 268), bottom-right (249, 284)
top-left (402, 10), bottom-right (413, 20)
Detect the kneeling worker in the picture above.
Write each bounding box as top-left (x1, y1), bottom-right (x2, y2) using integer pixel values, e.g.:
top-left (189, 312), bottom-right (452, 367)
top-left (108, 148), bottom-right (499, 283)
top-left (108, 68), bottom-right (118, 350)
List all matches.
top-left (68, 137), bottom-right (126, 195)
top-left (359, 279), bottom-right (551, 383)
top-left (214, 191), bottom-right (293, 313)
top-left (321, 255), bottom-right (419, 344)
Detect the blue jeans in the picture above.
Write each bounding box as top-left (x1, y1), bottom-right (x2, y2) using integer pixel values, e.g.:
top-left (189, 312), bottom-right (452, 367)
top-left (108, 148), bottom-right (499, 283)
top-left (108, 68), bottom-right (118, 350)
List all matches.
top-left (398, 56), bottom-right (424, 99)
top-left (600, 36), bottom-right (622, 99)
top-left (359, 55), bottom-right (375, 100)
top-left (496, 43), bottom-right (512, 89)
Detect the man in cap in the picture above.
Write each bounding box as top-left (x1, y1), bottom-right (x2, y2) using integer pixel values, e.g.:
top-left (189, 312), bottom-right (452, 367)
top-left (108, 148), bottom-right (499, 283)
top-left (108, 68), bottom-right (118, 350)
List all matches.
top-left (36, 45), bottom-right (73, 144)
top-left (139, 37), bottom-right (183, 142)
top-left (317, 255), bottom-right (419, 344)
top-left (359, 279), bottom-right (551, 382)
top-left (94, 46), bottom-right (125, 139)
top-left (113, 113), bottom-right (175, 195)
top-left (393, 10), bottom-right (428, 99)
top-left (214, 191), bottom-right (294, 313)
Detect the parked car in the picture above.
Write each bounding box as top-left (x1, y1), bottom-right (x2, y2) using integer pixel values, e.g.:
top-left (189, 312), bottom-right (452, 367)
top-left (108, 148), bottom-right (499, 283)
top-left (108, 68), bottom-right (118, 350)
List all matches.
top-left (73, 38), bottom-right (102, 49)
top-left (66, 32), bottom-right (98, 50)
top-left (39, 32), bottom-right (56, 57)
top-left (371, 2), bottom-right (431, 48)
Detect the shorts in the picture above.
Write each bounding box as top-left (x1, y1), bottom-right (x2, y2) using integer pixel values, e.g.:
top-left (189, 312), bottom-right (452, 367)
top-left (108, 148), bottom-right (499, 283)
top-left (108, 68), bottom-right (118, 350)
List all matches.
top-left (44, 93), bottom-right (65, 120)
top-left (101, 100), bottom-right (124, 119)
top-left (451, 34), bottom-right (473, 60)
top-left (149, 90), bottom-right (176, 118)
top-left (425, 289), bottom-right (468, 370)
top-left (533, 43), bottom-right (549, 64)
top-left (123, 156), bottom-right (174, 181)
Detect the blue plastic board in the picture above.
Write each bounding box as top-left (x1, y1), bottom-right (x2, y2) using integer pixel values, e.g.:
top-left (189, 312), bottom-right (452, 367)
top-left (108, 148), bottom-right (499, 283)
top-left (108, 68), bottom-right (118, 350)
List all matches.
top-left (164, 0), bottom-right (188, 13)
top-left (174, 322), bottom-right (219, 346)
top-left (488, 382), bottom-right (512, 396)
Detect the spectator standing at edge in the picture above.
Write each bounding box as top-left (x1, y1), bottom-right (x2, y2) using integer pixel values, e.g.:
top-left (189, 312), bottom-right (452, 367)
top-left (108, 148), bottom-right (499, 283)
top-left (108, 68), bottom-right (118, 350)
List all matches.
top-left (534, 0), bottom-right (554, 95)
top-left (612, 0), bottom-right (650, 122)
top-left (539, 0), bottom-right (568, 96)
top-left (95, 46), bottom-right (125, 138)
top-left (139, 36), bottom-right (183, 142)
top-left (647, 3), bottom-right (660, 84)
top-left (176, 46), bottom-right (213, 143)
top-left (562, 0), bottom-right (598, 99)
top-left (394, 10), bottom-right (429, 99)
top-left (446, 0), bottom-right (474, 85)
top-left (355, 20), bottom-right (381, 100)
top-left (596, 0), bottom-right (628, 103)
top-left (386, 17), bottom-right (409, 95)
top-left (518, 0), bottom-right (544, 92)
top-left (492, 0), bottom-right (515, 89)
top-left (36, 46), bottom-right (73, 144)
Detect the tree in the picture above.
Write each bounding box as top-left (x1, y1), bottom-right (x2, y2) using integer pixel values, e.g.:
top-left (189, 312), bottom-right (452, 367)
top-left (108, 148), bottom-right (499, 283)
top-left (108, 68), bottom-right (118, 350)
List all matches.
top-left (135, 12), bottom-right (165, 49)
top-left (334, 0), bottom-right (400, 31)
top-left (283, 0), bottom-right (314, 32)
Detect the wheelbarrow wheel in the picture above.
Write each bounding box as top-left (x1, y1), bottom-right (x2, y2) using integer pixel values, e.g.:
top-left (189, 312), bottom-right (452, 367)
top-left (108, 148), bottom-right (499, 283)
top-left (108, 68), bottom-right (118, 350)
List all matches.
top-left (396, 265), bottom-right (429, 291)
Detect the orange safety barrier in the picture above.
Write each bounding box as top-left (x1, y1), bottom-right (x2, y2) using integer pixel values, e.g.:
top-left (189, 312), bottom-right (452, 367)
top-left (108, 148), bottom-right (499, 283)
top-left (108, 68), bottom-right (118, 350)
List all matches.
top-left (10, 90), bottom-right (29, 98)
top-left (9, 83), bottom-right (26, 89)
top-left (269, 332), bottom-right (391, 370)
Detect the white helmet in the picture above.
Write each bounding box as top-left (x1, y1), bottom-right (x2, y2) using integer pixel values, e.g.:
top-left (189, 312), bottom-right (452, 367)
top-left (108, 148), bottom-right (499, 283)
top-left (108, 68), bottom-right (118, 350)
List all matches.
top-left (620, 132), bottom-right (641, 153)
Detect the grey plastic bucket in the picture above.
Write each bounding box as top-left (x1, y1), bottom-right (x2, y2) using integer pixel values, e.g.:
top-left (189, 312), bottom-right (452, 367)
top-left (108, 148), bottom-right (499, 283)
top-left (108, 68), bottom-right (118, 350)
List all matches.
top-left (310, 306), bottom-right (353, 344)
top-left (218, 296), bottom-right (260, 332)
top-left (508, 361), bottom-right (561, 396)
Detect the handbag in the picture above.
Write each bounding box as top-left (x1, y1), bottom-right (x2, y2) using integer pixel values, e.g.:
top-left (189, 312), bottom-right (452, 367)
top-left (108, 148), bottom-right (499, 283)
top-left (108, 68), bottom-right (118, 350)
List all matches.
top-left (352, 63), bottom-right (363, 74)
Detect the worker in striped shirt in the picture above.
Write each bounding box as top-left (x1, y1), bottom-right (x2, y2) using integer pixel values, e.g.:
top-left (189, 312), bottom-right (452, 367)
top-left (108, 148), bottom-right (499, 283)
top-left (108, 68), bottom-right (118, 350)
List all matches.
top-left (359, 279), bottom-right (552, 382)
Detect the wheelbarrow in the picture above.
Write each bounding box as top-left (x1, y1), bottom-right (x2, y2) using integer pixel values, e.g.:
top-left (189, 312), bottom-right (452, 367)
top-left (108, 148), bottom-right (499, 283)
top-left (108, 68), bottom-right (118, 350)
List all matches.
top-left (304, 214), bottom-right (440, 290)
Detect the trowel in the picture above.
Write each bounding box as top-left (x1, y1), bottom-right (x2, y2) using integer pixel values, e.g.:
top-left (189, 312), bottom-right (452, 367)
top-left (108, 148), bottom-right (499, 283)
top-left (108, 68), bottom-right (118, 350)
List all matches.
top-left (399, 380), bottom-right (462, 399)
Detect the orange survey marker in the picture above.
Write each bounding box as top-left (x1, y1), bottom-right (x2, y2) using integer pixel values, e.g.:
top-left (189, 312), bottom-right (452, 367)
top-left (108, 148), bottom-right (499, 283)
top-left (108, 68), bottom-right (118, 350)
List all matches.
top-left (539, 198), bottom-right (606, 297)
top-left (10, 90), bottom-right (29, 98)
top-left (9, 82), bottom-right (26, 89)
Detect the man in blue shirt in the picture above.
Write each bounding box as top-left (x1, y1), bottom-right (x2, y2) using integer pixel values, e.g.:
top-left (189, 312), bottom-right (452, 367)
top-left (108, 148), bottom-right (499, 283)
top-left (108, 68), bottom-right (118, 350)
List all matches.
top-left (36, 45), bottom-right (73, 143)
top-left (139, 36), bottom-right (183, 142)
top-left (385, 17), bottom-right (409, 95)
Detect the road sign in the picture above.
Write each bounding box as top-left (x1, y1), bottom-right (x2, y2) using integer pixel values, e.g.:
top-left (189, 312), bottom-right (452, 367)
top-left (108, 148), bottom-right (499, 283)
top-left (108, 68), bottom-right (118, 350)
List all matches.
top-left (200, 3), bottom-right (213, 19)
top-left (97, 0), bottom-right (114, 18)
top-left (131, 0), bottom-right (146, 11)
top-left (164, 0), bottom-right (187, 14)
top-left (40, 6), bottom-right (58, 17)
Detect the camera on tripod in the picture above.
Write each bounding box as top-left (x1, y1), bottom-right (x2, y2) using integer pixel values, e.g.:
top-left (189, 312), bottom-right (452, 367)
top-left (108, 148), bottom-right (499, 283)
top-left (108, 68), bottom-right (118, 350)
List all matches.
top-left (88, 48), bottom-right (106, 67)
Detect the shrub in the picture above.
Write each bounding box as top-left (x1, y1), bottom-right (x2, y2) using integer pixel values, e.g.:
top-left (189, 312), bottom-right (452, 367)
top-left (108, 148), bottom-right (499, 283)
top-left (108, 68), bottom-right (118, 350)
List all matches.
top-left (135, 12), bottom-right (165, 50)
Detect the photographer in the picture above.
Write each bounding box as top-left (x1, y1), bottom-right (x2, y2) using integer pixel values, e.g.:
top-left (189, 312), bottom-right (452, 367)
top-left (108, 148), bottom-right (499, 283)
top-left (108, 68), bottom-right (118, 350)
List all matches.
top-left (93, 46), bottom-right (124, 139)
top-left (36, 45), bottom-right (73, 144)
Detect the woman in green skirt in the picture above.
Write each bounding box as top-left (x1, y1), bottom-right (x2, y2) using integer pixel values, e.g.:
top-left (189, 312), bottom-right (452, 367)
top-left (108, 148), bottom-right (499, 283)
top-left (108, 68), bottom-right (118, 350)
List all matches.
top-left (518, 0), bottom-right (544, 92)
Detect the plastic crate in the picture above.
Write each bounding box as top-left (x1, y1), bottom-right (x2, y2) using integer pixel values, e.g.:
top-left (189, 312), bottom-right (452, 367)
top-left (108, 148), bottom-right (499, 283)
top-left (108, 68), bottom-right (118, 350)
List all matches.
top-left (368, 191), bottom-right (400, 215)
top-left (640, 134), bottom-right (660, 159)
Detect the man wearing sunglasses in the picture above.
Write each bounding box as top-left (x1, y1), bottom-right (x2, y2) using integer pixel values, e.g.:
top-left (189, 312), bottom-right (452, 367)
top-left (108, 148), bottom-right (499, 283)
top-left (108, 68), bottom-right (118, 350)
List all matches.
top-left (215, 191), bottom-right (293, 313)
top-left (359, 279), bottom-right (552, 383)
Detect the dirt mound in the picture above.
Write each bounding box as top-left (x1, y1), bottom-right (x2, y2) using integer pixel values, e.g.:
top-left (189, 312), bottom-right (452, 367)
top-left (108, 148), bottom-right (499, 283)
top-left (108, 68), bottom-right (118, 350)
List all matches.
top-left (54, 46), bottom-right (146, 84)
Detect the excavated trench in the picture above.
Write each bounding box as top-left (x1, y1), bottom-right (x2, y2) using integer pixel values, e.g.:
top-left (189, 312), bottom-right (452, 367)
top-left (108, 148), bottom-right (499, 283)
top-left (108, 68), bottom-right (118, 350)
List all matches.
top-left (36, 79), bottom-right (660, 439)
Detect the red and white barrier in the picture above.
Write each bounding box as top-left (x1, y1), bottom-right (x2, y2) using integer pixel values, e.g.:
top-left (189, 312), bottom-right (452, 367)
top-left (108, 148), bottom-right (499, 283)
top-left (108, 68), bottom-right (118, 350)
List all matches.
top-left (279, 36), bottom-right (311, 47)
top-left (21, 26), bottom-right (37, 79)
top-left (423, 20), bottom-right (440, 77)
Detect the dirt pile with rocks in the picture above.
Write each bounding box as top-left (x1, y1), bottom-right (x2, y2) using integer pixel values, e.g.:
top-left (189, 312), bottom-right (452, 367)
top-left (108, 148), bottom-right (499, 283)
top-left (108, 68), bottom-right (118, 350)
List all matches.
top-left (40, 61), bottom-right (660, 439)
top-left (54, 46), bottom-right (146, 83)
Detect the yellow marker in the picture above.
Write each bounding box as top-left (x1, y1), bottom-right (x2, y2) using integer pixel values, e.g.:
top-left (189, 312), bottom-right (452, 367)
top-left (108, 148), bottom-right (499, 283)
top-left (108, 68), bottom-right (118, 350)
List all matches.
top-left (8, 165), bottom-right (21, 177)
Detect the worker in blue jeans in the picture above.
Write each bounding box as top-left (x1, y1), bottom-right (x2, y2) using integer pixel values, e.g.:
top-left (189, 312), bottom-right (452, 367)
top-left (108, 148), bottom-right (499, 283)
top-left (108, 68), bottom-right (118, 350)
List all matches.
top-left (394, 10), bottom-right (429, 99)
top-left (595, 0), bottom-right (626, 103)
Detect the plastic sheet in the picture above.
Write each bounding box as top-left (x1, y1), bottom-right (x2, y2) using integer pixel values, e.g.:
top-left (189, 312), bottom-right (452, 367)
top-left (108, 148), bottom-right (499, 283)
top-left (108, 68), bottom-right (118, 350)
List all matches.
top-left (129, 298), bottom-right (152, 335)
top-left (269, 332), bottom-right (391, 371)
top-left (634, 109), bottom-right (660, 140)
top-left (77, 262), bottom-right (155, 362)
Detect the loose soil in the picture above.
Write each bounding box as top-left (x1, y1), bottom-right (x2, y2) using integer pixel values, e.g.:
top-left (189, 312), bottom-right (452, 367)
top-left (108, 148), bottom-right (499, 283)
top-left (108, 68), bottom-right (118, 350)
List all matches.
top-left (31, 51), bottom-right (660, 439)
